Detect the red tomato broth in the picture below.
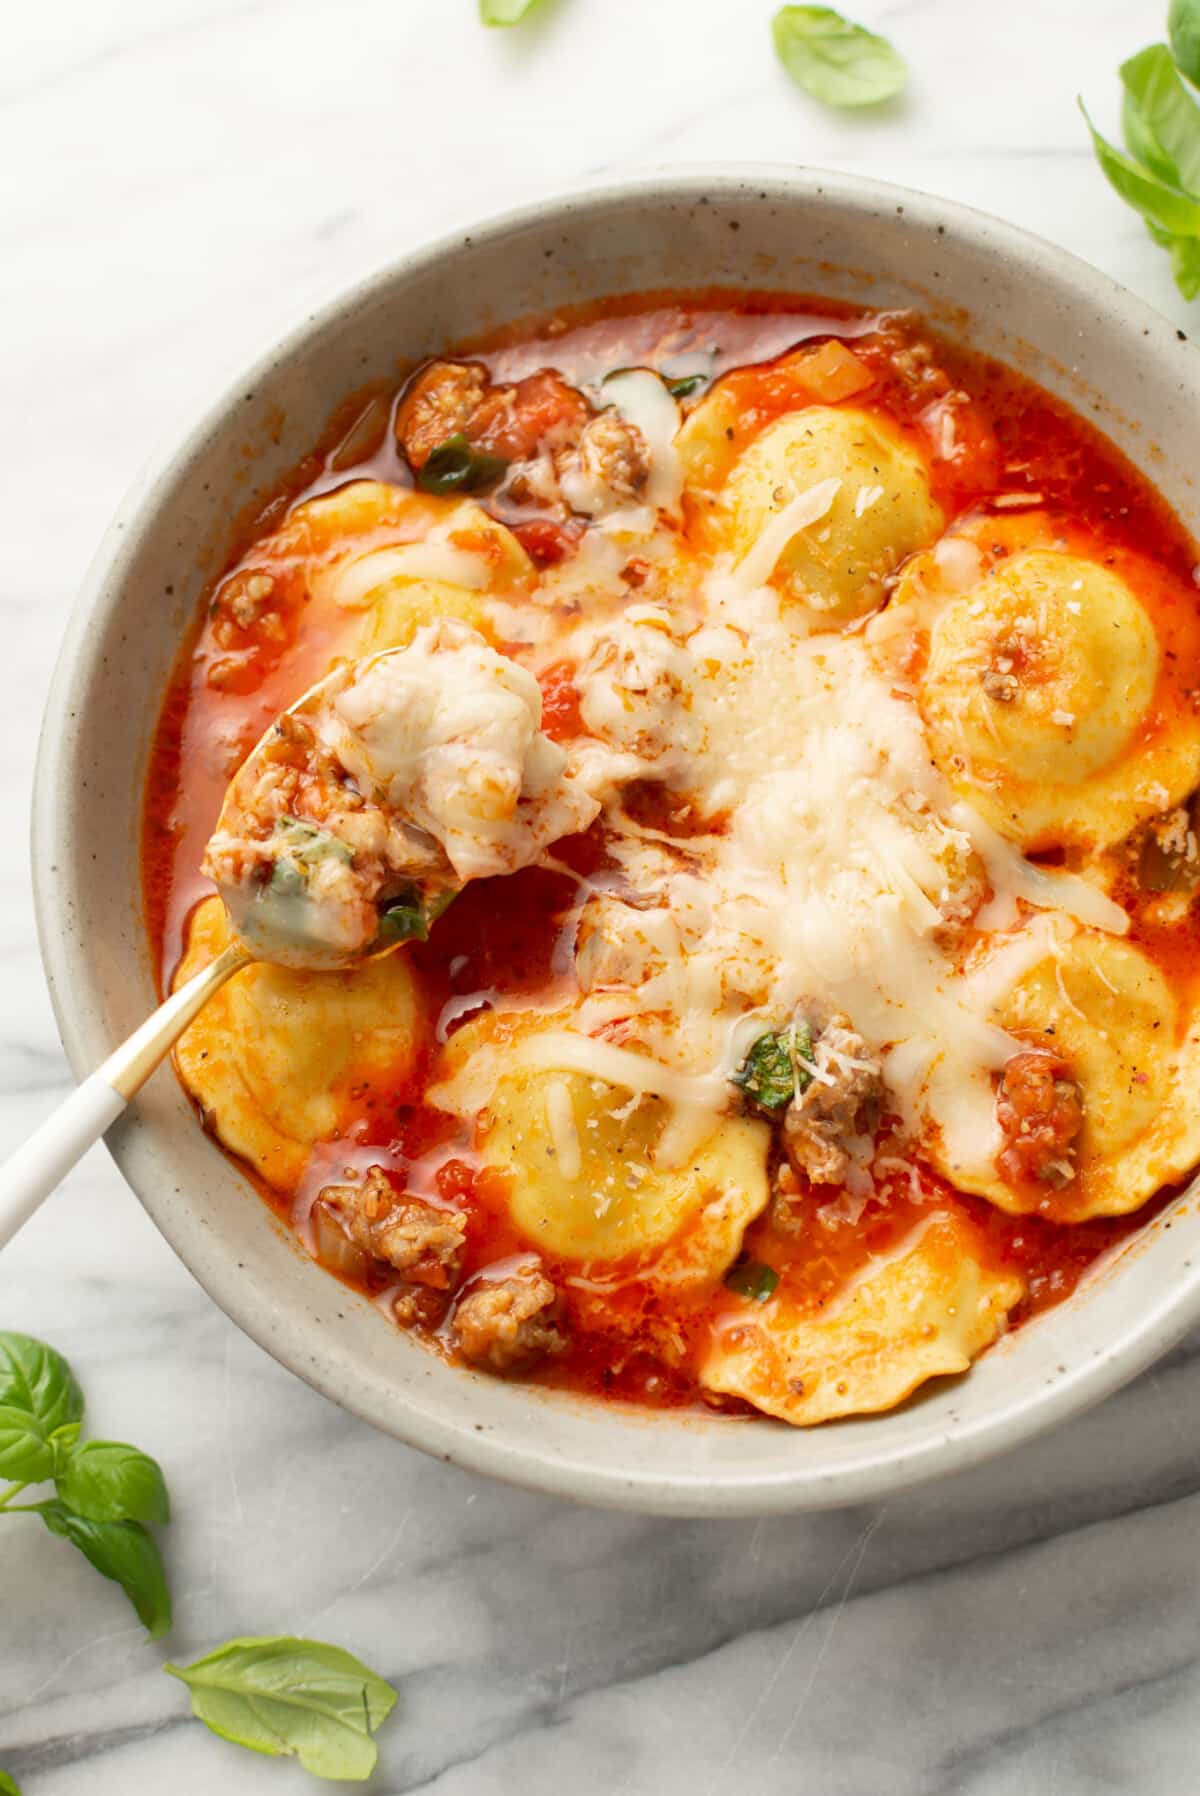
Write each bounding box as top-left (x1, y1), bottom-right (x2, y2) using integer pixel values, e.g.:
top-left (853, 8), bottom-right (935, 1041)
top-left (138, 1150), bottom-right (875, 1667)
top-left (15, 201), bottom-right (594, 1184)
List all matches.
top-left (140, 289), bottom-right (1200, 1418)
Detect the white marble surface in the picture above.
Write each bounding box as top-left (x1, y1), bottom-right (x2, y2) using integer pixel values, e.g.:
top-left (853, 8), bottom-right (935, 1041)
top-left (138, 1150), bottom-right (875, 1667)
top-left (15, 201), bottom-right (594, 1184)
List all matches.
top-left (4, 0), bottom-right (1200, 1788)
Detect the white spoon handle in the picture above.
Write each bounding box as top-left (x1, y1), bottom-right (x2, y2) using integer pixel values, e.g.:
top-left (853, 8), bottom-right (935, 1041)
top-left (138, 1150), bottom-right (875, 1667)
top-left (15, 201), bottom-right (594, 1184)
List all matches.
top-left (0, 1075), bottom-right (127, 1247)
top-left (0, 940), bottom-right (251, 1250)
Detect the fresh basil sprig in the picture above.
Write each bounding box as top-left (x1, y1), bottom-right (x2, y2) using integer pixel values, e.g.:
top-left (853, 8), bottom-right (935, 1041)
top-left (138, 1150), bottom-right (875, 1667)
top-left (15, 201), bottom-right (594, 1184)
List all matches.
top-left (772, 6), bottom-right (907, 109)
top-left (1083, 4), bottom-right (1200, 299)
top-left (0, 1331), bottom-right (171, 1638)
top-left (165, 1637), bottom-right (398, 1782)
top-left (0, 1771), bottom-right (22, 1795)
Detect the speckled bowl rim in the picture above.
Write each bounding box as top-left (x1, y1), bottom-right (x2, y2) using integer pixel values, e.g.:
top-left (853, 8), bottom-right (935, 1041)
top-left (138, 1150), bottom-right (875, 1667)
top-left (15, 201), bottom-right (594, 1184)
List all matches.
top-left (31, 165), bottom-right (1200, 1515)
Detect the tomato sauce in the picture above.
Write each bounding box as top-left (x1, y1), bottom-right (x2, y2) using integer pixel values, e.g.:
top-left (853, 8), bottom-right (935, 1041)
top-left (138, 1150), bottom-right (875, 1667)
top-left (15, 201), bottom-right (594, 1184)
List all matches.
top-left (140, 290), bottom-right (1200, 1415)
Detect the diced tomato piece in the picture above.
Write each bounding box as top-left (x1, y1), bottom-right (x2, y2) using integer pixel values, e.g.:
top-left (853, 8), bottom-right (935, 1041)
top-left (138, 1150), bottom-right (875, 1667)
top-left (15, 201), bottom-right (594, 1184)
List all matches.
top-left (477, 371), bottom-right (590, 460)
top-left (538, 660), bottom-right (586, 739)
top-left (435, 1157), bottom-right (478, 1203)
top-left (513, 370), bottom-right (590, 441)
top-left (512, 517), bottom-right (581, 566)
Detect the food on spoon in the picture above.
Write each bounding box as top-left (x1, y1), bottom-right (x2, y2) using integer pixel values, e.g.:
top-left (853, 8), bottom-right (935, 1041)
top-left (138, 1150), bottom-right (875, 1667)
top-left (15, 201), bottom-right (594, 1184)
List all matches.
top-left (202, 619), bottom-right (601, 967)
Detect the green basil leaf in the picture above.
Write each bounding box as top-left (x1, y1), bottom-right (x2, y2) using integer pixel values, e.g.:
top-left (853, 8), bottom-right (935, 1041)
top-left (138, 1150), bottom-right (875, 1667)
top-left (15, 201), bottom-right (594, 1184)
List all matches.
top-left (56, 1440), bottom-right (170, 1525)
top-left (480, 0), bottom-right (540, 21)
top-left (0, 1770), bottom-right (22, 1795)
top-left (772, 6), bottom-right (907, 109)
top-left (0, 1333), bottom-right (83, 1435)
top-left (37, 1500), bottom-right (171, 1639)
top-left (732, 1023), bottom-right (815, 1111)
top-left (1170, 0), bottom-right (1200, 89)
top-left (376, 885), bottom-right (456, 948)
top-left (664, 372), bottom-right (709, 400)
top-left (1120, 44), bottom-right (1200, 191)
top-left (1144, 214), bottom-right (1200, 296)
top-left (274, 816), bottom-right (353, 867)
top-left (165, 1637), bottom-right (398, 1782)
top-left (375, 898), bottom-right (428, 946)
top-left (0, 1405), bottom-right (54, 1483)
top-left (417, 434), bottom-right (509, 495)
top-left (1122, 86), bottom-right (1175, 180)
top-left (1081, 101), bottom-right (1200, 237)
top-left (49, 1422), bottom-right (81, 1476)
top-left (725, 1260), bottom-right (780, 1303)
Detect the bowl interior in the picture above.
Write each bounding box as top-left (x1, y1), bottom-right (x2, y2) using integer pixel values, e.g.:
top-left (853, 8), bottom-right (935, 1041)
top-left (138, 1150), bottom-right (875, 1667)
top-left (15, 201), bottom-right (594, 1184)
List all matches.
top-left (34, 170), bottom-right (1200, 1514)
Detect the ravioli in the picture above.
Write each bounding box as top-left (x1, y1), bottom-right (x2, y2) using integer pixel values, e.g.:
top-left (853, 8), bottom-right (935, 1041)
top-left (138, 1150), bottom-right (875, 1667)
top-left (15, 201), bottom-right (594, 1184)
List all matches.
top-left (702, 1210), bottom-right (1024, 1425)
top-left (432, 1013), bottom-right (770, 1274)
top-left (919, 550), bottom-right (1200, 850)
top-left (675, 341), bottom-right (877, 498)
top-left (720, 407), bottom-right (942, 620)
top-left (282, 479), bottom-right (447, 556)
top-left (173, 897), bottom-right (425, 1189)
top-left (356, 578), bottom-right (495, 653)
top-left (936, 928), bottom-right (1200, 1221)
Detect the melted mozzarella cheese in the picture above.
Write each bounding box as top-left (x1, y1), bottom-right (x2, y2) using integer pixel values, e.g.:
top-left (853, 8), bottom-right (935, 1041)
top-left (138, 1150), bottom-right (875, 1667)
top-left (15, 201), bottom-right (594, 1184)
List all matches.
top-left (324, 619), bottom-right (599, 881)
top-left (596, 369), bottom-right (683, 516)
top-left (726, 476), bottom-right (841, 596)
top-left (494, 579), bottom-right (1133, 1180)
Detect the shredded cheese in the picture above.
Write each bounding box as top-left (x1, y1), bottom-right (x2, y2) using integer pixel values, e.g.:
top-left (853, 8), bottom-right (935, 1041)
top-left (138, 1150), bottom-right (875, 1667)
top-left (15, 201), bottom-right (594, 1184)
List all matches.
top-left (728, 477), bottom-right (841, 595)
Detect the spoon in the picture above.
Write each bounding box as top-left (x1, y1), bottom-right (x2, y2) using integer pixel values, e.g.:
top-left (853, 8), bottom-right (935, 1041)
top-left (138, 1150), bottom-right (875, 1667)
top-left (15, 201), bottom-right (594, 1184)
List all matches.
top-left (0, 623), bottom-right (598, 1250)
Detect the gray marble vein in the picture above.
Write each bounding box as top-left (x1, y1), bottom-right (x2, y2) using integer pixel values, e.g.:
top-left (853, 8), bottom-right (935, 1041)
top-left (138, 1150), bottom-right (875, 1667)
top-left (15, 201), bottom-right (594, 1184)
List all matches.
top-left (3, 1), bottom-right (1200, 1790)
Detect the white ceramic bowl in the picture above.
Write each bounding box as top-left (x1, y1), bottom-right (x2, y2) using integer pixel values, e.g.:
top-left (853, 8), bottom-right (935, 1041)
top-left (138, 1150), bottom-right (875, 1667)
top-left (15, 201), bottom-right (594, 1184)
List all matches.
top-left (32, 168), bottom-right (1200, 1515)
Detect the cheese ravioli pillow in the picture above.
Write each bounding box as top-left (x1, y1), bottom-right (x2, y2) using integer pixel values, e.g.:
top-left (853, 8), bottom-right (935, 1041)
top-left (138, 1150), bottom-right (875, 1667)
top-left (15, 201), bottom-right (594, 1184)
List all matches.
top-left (920, 550), bottom-right (1200, 850)
top-left (173, 897), bottom-right (424, 1189)
top-left (721, 407), bottom-right (942, 621)
top-left (932, 928), bottom-right (1200, 1221)
top-left (702, 1210), bottom-right (1024, 1425)
top-left (432, 1013), bottom-right (770, 1278)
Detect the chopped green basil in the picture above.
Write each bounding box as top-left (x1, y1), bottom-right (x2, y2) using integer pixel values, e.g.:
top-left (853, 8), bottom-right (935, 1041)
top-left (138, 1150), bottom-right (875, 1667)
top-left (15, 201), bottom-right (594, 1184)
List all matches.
top-left (725, 1260), bottom-right (780, 1303)
top-left (267, 859), bottom-right (305, 899)
top-left (732, 1023), bottom-right (815, 1111)
top-left (275, 816), bottom-right (353, 867)
top-left (417, 434), bottom-right (509, 495)
top-left (376, 885), bottom-right (456, 948)
top-left (664, 372), bottom-right (709, 400)
top-left (165, 1637), bottom-right (398, 1781)
top-left (267, 817), bottom-right (353, 899)
top-left (772, 6), bottom-right (907, 109)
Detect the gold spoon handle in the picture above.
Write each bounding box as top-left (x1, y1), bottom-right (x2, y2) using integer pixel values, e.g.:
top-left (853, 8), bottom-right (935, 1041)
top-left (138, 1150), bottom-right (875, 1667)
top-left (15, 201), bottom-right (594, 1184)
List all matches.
top-left (0, 939), bottom-right (252, 1250)
top-left (99, 939), bottom-right (252, 1099)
